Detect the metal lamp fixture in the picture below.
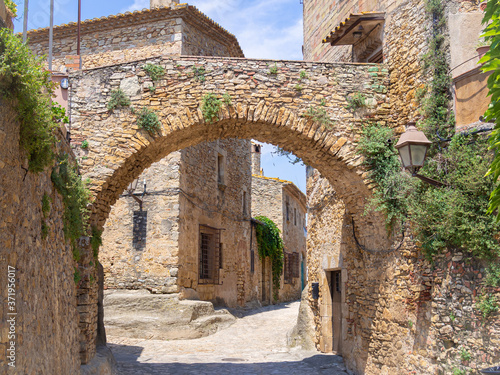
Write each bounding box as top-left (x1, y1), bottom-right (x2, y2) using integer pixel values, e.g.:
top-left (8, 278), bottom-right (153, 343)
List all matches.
top-left (395, 122), bottom-right (445, 187)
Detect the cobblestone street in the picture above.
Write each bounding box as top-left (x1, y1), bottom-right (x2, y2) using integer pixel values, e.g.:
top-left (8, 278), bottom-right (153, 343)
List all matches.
top-left (108, 301), bottom-right (349, 375)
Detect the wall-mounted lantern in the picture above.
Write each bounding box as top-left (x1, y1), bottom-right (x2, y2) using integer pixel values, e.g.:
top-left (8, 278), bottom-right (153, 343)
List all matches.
top-left (395, 122), bottom-right (446, 187)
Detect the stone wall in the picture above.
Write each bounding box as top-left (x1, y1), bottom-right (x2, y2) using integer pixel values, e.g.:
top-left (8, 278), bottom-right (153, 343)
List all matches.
top-left (0, 0), bottom-right (14, 29)
top-left (252, 175), bottom-right (306, 302)
top-left (177, 139), bottom-right (253, 307)
top-left (305, 167), bottom-right (346, 353)
top-left (0, 102), bottom-right (80, 374)
top-left (100, 152), bottom-right (182, 292)
top-left (26, 4), bottom-right (244, 71)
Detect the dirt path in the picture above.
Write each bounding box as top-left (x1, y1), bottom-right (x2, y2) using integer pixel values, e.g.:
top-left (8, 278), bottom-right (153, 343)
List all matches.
top-left (108, 301), bottom-right (349, 375)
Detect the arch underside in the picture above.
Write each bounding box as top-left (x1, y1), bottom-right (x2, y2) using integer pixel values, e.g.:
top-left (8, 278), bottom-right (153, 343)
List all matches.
top-left (84, 117), bottom-right (390, 250)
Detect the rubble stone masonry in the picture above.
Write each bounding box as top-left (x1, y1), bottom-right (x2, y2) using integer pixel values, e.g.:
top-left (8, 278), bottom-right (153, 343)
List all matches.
top-left (0, 103), bottom-right (80, 374)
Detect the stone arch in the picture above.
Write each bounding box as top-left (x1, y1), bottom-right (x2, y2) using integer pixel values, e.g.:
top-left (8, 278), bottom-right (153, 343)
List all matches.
top-left (83, 112), bottom-right (387, 249)
top-left (70, 56), bottom-right (392, 361)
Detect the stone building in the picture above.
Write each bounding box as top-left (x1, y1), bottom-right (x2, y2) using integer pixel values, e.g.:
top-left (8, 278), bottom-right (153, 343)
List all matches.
top-left (302, 0), bottom-right (499, 373)
top-left (251, 143), bottom-right (307, 302)
top-left (101, 140), bottom-right (253, 308)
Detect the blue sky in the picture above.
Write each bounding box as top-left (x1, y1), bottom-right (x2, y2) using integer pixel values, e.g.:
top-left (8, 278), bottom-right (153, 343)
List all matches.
top-left (12, 0), bottom-right (307, 192)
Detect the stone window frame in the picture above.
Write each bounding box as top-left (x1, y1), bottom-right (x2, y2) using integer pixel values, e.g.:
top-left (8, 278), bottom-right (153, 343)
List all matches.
top-left (216, 145), bottom-right (227, 190)
top-left (198, 224), bottom-right (221, 285)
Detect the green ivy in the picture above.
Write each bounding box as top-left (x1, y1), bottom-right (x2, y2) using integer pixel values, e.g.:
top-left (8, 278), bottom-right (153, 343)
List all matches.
top-left (482, 0), bottom-right (500, 218)
top-left (476, 293), bottom-right (499, 318)
top-left (201, 93), bottom-right (222, 124)
top-left (136, 107), bottom-right (161, 135)
top-left (107, 88), bottom-right (130, 111)
top-left (485, 263), bottom-right (500, 287)
top-left (51, 153), bottom-right (92, 261)
top-left (420, 0), bottom-right (455, 150)
top-left (41, 193), bottom-right (51, 217)
top-left (90, 226), bottom-right (103, 261)
top-left (143, 63), bottom-right (165, 82)
top-left (254, 216), bottom-right (284, 301)
top-left (0, 29), bottom-right (57, 172)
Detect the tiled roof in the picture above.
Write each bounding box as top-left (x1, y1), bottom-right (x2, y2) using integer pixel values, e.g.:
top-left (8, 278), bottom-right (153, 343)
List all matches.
top-left (323, 12), bottom-right (385, 46)
top-left (25, 3), bottom-right (243, 56)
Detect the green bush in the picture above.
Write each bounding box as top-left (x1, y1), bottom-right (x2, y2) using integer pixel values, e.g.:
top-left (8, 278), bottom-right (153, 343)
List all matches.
top-left (107, 88), bottom-right (130, 111)
top-left (345, 92), bottom-right (366, 111)
top-left (254, 215), bottom-right (284, 300)
top-left (476, 293), bottom-right (499, 318)
top-left (0, 29), bottom-right (57, 172)
top-left (302, 106), bottom-right (334, 129)
top-left (143, 63), bottom-right (165, 82)
top-left (485, 263), bottom-right (500, 287)
top-left (269, 63), bottom-right (278, 75)
top-left (81, 140), bottom-right (89, 149)
top-left (136, 107), bottom-right (161, 135)
top-left (201, 93), bottom-right (222, 124)
top-left (192, 66), bottom-right (206, 82)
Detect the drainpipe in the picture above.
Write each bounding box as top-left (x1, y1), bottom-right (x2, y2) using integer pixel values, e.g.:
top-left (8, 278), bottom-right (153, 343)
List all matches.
top-left (48, 0), bottom-right (54, 71)
top-left (77, 0), bottom-right (81, 69)
top-left (22, 0), bottom-right (28, 43)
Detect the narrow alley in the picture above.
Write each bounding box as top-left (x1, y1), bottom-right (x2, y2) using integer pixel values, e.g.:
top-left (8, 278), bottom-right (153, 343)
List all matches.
top-left (108, 301), bottom-right (349, 375)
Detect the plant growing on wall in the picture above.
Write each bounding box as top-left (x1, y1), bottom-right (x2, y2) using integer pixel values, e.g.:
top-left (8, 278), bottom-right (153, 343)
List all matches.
top-left (107, 88), bottom-right (131, 111)
top-left (0, 29), bottom-right (58, 172)
top-left (51, 153), bottom-right (92, 262)
top-left (481, 0), bottom-right (500, 218)
top-left (355, 0), bottom-right (500, 266)
top-left (254, 215), bottom-right (284, 300)
top-left (302, 105), bottom-right (335, 128)
top-left (345, 92), bottom-right (366, 111)
top-left (143, 63), bottom-right (165, 83)
top-left (4, 0), bottom-right (17, 17)
top-left (269, 63), bottom-right (278, 75)
top-left (90, 226), bottom-right (103, 262)
top-left (136, 107), bottom-right (161, 136)
top-left (201, 93), bottom-right (222, 123)
top-left (192, 66), bottom-right (206, 82)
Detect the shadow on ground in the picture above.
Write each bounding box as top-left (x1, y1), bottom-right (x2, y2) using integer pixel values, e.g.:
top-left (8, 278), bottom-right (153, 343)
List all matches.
top-left (109, 343), bottom-right (348, 375)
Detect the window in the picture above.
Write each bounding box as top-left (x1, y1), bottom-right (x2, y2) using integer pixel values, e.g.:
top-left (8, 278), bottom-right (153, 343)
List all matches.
top-left (132, 211), bottom-right (147, 251)
top-left (286, 196), bottom-right (290, 221)
top-left (217, 153), bottom-right (225, 186)
top-left (243, 191), bottom-right (248, 216)
top-left (199, 225), bottom-right (221, 284)
top-left (294, 208), bottom-right (297, 225)
top-left (219, 243), bottom-right (223, 269)
top-left (284, 252), bottom-right (300, 283)
top-left (250, 248), bottom-right (255, 273)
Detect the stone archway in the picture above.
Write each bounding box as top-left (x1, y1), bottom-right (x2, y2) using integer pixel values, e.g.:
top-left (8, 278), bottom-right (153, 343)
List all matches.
top-left (69, 55), bottom-right (392, 362)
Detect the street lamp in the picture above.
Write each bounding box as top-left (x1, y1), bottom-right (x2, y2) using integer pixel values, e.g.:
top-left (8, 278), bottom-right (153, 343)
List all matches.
top-left (395, 122), bottom-right (446, 187)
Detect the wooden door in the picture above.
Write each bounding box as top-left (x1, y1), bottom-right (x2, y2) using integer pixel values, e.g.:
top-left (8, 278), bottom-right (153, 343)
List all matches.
top-left (331, 270), bottom-right (342, 353)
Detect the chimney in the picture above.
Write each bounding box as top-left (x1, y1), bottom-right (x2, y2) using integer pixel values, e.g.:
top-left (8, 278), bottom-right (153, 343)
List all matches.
top-left (150, 0), bottom-right (179, 8)
top-left (251, 143), bottom-right (262, 176)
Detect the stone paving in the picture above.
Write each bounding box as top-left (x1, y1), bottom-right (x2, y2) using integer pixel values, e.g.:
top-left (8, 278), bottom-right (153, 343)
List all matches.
top-left (107, 301), bottom-right (349, 375)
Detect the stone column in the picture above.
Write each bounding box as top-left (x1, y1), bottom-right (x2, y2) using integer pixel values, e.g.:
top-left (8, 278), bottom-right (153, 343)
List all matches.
top-left (251, 142), bottom-right (262, 176)
top-left (150, 0), bottom-right (179, 8)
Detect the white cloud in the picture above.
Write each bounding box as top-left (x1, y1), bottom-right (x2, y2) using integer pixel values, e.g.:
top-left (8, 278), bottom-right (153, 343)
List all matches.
top-left (189, 0), bottom-right (303, 60)
top-left (122, 0), bottom-right (150, 13)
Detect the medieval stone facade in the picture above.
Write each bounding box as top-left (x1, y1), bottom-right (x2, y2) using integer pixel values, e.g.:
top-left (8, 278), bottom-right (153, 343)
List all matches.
top-left (251, 144), bottom-right (307, 302)
top-left (303, 0), bottom-right (499, 374)
top-left (101, 139), bottom-right (254, 308)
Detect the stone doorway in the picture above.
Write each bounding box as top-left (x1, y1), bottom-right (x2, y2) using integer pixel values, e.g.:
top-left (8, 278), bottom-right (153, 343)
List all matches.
top-left (330, 270), bottom-right (342, 354)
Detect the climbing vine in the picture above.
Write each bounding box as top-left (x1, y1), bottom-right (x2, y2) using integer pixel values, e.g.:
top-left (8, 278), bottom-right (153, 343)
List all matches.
top-left (482, 0), bottom-right (500, 218)
top-left (0, 29), bottom-right (58, 172)
top-left (51, 154), bottom-right (92, 262)
top-left (254, 216), bottom-right (284, 300)
top-left (356, 0), bottom-right (500, 262)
